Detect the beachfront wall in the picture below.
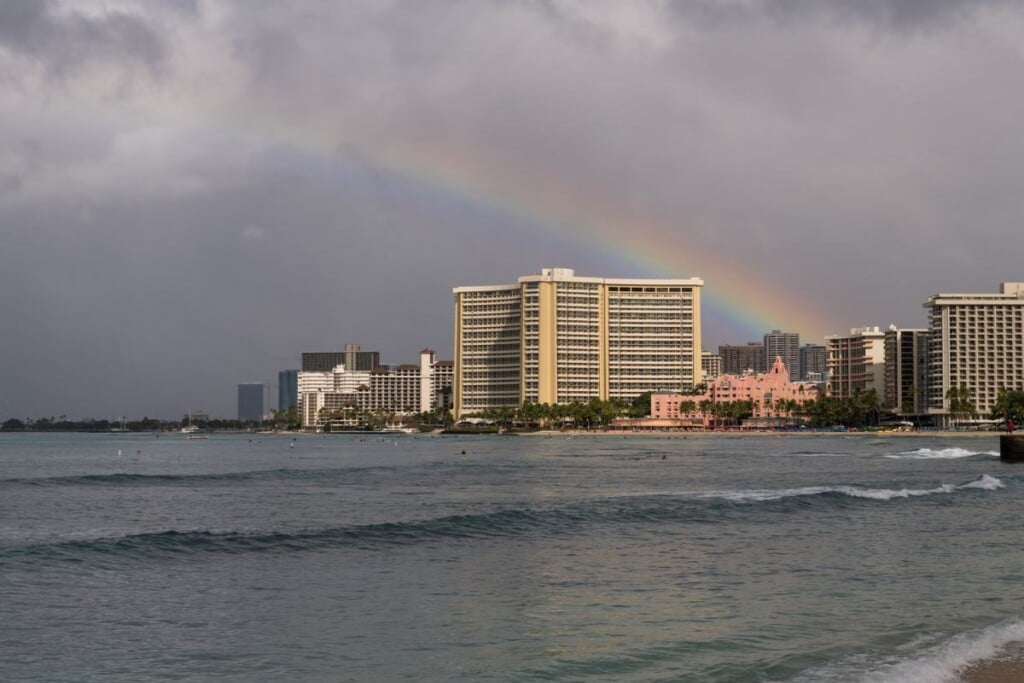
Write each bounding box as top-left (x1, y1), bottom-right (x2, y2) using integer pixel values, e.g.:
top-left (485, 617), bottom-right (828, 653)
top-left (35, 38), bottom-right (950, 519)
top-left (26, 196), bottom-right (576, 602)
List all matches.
top-left (651, 357), bottom-right (820, 426)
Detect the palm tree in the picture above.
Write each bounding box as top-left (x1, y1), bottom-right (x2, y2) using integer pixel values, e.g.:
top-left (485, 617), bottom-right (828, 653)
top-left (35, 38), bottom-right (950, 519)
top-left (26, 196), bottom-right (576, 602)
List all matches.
top-left (946, 385), bottom-right (977, 427)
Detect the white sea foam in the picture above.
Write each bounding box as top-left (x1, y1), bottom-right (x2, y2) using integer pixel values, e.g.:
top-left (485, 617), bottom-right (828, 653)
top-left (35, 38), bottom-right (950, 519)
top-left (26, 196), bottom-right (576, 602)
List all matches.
top-left (885, 447), bottom-right (999, 460)
top-left (795, 617), bottom-right (1024, 682)
top-left (714, 475), bottom-right (1002, 502)
top-left (959, 473), bottom-right (1004, 490)
top-left (620, 475), bottom-right (1003, 503)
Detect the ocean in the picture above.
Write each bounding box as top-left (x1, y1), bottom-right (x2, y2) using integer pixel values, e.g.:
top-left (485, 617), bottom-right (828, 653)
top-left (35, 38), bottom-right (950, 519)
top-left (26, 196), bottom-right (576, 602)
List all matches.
top-left (1, 431), bottom-right (1021, 682)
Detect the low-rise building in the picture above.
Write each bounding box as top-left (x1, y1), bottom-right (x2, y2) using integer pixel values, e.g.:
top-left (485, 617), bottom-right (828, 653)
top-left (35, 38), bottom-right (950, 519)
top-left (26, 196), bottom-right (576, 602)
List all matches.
top-left (651, 357), bottom-right (819, 427)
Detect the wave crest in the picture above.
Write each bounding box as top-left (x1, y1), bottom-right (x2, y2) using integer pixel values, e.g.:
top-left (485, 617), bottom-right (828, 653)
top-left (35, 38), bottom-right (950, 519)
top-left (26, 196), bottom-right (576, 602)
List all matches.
top-left (885, 447), bottom-right (999, 460)
top-left (794, 617), bottom-right (1024, 682)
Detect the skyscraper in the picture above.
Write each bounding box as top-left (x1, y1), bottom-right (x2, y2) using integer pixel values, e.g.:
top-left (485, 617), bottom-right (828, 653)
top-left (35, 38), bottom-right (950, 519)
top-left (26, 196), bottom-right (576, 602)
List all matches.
top-left (237, 383), bottom-right (264, 423)
top-left (453, 267), bottom-right (703, 417)
top-left (764, 330), bottom-right (800, 381)
top-left (799, 343), bottom-right (827, 381)
top-left (883, 327), bottom-right (928, 416)
top-left (718, 343), bottom-right (765, 375)
top-left (278, 369), bottom-right (298, 411)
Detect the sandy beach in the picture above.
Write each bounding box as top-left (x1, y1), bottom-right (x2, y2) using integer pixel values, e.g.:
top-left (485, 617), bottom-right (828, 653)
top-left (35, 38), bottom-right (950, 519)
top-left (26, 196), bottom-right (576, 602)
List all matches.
top-left (520, 428), bottom-right (1006, 438)
top-left (961, 652), bottom-right (1024, 682)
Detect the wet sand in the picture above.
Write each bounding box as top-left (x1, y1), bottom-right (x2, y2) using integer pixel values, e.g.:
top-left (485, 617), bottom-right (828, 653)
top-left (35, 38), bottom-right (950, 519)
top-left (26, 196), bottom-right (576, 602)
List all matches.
top-left (961, 656), bottom-right (1024, 682)
top-left (522, 428), bottom-right (1005, 438)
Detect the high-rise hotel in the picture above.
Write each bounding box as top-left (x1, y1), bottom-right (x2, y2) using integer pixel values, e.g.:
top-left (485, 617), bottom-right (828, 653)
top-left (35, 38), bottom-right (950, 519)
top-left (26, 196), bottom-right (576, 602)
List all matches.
top-left (925, 282), bottom-right (1024, 418)
top-left (453, 267), bottom-right (703, 417)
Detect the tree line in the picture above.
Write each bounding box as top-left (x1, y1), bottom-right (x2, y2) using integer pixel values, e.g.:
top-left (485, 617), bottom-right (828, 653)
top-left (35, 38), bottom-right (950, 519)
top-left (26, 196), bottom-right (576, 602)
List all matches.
top-left (459, 388), bottom-right (917, 430)
top-left (0, 415), bottom-right (276, 432)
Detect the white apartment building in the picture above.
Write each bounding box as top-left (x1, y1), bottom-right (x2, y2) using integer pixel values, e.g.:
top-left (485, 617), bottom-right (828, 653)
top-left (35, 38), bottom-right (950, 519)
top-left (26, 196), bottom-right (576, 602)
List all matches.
top-left (924, 283), bottom-right (1024, 418)
top-left (454, 267), bottom-right (703, 417)
top-left (298, 365), bottom-right (372, 428)
top-left (299, 350), bottom-right (454, 428)
top-left (826, 326), bottom-right (887, 403)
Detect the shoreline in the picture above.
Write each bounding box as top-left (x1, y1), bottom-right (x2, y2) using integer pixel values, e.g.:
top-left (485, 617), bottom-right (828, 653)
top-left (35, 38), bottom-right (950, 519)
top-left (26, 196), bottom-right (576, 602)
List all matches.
top-left (961, 651), bottom-right (1024, 683)
top-left (515, 428), bottom-right (1006, 438)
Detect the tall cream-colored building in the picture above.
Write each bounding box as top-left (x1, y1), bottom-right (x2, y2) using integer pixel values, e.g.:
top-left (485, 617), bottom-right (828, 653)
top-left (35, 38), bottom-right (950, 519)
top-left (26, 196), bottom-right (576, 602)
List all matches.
top-left (924, 282), bottom-right (1024, 418)
top-left (453, 267), bottom-right (703, 417)
top-left (825, 326), bottom-right (887, 402)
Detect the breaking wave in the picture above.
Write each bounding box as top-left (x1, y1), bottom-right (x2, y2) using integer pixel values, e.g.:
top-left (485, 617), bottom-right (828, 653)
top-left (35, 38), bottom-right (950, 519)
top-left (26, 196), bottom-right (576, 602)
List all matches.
top-left (885, 447), bottom-right (999, 460)
top-left (635, 474), bottom-right (1003, 502)
top-left (1, 475), bottom-right (1003, 566)
top-left (792, 617), bottom-right (1024, 682)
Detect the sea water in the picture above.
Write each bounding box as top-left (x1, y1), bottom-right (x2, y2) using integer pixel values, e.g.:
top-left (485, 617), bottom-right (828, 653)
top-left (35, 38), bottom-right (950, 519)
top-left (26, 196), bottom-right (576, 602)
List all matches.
top-left (1, 432), bottom-right (1021, 682)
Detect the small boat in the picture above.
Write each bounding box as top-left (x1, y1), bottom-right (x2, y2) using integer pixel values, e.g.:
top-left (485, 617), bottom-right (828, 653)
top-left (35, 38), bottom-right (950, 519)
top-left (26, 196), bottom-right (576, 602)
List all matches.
top-left (181, 411), bottom-right (200, 432)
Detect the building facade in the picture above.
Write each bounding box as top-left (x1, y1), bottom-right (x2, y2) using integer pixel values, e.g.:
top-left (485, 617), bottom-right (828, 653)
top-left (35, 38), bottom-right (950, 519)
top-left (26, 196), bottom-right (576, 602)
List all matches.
top-left (301, 352), bottom-right (346, 373)
top-left (298, 349), bottom-right (454, 428)
top-left (718, 342), bottom-right (766, 376)
top-left (799, 344), bottom-right (827, 382)
top-left (298, 365), bottom-right (372, 427)
top-left (278, 369), bottom-right (298, 411)
top-left (764, 330), bottom-right (800, 381)
top-left (701, 351), bottom-right (722, 382)
top-left (825, 327), bottom-right (887, 403)
top-left (924, 283), bottom-right (1024, 418)
top-left (454, 267), bottom-right (703, 417)
top-left (344, 343), bottom-right (380, 372)
top-left (452, 284), bottom-right (523, 415)
top-left (651, 357), bottom-right (819, 425)
top-left (237, 383), bottom-right (264, 423)
top-left (883, 327), bottom-right (929, 416)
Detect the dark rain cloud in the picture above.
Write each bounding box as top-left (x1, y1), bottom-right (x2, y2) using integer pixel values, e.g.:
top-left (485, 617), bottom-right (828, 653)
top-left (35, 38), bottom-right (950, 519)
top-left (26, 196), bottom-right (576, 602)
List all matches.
top-left (0, 0), bottom-right (168, 78)
top-left (2, 1), bottom-right (1023, 418)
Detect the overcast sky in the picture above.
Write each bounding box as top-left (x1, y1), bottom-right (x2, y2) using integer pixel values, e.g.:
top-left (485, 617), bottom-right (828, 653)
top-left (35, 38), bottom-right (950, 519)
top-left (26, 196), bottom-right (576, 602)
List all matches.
top-left (3, 0), bottom-right (1023, 419)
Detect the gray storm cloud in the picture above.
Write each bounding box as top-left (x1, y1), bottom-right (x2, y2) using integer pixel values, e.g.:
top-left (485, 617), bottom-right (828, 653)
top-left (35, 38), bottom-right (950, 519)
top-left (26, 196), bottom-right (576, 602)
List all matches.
top-left (1, 0), bottom-right (1022, 418)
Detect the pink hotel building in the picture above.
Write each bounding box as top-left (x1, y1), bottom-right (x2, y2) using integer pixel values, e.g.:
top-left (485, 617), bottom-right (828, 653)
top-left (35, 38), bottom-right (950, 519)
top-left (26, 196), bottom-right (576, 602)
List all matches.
top-left (651, 357), bottom-right (820, 425)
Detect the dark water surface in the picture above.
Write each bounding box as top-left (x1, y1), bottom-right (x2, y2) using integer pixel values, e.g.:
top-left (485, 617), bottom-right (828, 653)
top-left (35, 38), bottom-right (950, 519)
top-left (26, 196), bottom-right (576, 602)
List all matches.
top-left (1, 432), bottom-right (1021, 681)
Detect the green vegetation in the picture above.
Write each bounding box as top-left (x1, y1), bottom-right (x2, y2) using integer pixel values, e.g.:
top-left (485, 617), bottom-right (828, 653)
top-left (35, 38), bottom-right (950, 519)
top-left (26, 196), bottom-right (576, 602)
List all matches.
top-left (803, 389), bottom-right (881, 429)
top-left (2, 416), bottom-right (180, 432)
top-left (269, 406), bottom-right (301, 430)
top-left (991, 389), bottom-right (1024, 425)
top-left (945, 385), bottom-right (977, 425)
top-left (464, 398), bottom-right (633, 431)
top-left (456, 390), bottom-right (891, 431)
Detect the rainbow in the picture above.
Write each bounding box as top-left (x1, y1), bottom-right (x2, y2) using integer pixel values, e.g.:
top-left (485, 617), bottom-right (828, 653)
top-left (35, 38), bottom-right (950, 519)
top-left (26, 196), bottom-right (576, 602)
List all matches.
top-left (361, 134), bottom-right (841, 342)
top-left (185, 113), bottom-right (839, 341)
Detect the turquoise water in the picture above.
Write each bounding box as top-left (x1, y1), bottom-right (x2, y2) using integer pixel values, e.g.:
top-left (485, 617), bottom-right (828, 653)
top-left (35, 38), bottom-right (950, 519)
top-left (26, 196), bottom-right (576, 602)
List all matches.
top-left (1, 432), bottom-right (1021, 681)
